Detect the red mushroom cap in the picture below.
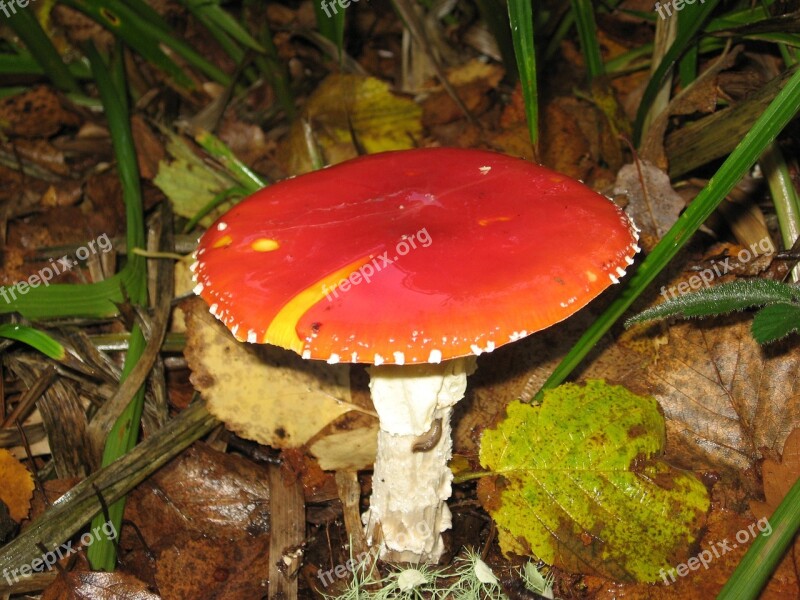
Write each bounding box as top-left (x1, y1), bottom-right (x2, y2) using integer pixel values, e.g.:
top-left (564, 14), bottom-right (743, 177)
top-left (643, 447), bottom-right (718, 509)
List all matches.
top-left (192, 148), bottom-right (639, 365)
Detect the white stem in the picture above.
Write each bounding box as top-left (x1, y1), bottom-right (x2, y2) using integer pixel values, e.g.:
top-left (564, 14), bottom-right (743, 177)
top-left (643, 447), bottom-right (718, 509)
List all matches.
top-left (362, 357), bottom-right (476, 562)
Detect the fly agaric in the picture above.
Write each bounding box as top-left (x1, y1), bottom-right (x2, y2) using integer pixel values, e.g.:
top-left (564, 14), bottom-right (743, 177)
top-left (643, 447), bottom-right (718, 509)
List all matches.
top-left (191, 147), bottom-right (639, 563)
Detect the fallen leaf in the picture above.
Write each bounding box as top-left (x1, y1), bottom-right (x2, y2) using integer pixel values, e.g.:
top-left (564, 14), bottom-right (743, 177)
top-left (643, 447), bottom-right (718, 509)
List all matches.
top-left (479, 380), bottom-right (709, 582)
top-left (121, 443), bottom-right (271, 595)
top-left (420, 59), bottom-right (503, 127)
top-left (153, 132), bottom-right (239, 227)
top-left (183, 298), bottom-right (379, 470)
top-left (280, 74), bottom-right (423, 175)
top-left (41, 571), bottom-right (159, 599)
top-left (750, 428), bottom-right (800, 516)
top-left (626, 317), bottom-right (800, 473)
top-left (0, 449), bottom-right (34, 522)
top-left (615, 161), bottom-right (684, 248)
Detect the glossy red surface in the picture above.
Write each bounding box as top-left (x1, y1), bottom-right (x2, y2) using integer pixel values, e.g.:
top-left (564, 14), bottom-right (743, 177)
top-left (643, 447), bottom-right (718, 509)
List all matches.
top-left (192, 148), bottom-right (639, 365)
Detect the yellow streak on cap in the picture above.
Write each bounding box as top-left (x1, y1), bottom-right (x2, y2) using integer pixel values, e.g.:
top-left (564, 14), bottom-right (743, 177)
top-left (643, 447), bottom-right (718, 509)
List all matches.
top-left (213, 235), bottom-right (233, 249)
top-left (263, 255), bottom-right (375, 352)
top-left (252, 238), bottom-right (280, 252)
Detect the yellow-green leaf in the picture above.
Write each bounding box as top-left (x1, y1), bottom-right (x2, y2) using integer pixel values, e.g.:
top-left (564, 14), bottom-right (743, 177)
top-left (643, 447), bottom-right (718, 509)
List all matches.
top-left (281, 74), bottom-right (423, 175)
top-left (153, 131), bottom-right (239, 227)
top-left (478, 380), bottom-right (709, 583)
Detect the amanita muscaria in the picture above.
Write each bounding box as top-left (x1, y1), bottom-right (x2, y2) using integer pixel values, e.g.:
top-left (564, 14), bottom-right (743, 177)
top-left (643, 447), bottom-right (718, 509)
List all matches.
top-left (191, 147), bottom-right (639, 562)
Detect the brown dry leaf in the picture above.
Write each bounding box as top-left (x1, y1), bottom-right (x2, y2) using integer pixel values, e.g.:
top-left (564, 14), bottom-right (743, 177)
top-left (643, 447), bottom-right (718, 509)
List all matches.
top-left (121, 443), bottom-right (270, 595)
top-left (0, 448), bottom-right (34, 522)
top-left (183, 298), bottom-right (379, 470)
top-left (420, 59), bottom-right (504, 127)
top-left (624, 317), bottom-right (800, 473)
top-left (641, 46), bottom-right (742, 169)
top-left (155, 533), bottom-right (270, 600)
top-left (0, 87), bottom-right (81, 138)
top-left (41, 571), bottom-right (159, 600)
top-left (751, 428), bottom-right (800, 516)
top-left (615, 161), bottom-right (684, 249)
top-left (280, 74), bottom-right (423, 175)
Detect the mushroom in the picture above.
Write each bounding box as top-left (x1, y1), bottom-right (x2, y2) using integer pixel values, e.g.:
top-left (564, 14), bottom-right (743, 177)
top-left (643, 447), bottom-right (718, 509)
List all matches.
top-left (191, 147), bottom-right (639, 563)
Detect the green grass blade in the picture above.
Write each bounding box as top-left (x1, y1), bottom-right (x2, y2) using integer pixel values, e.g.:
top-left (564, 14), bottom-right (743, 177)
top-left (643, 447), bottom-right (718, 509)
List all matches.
top-left (313, 0), bottom-right (346, 59)
top-left (717, 477), bottom-right (800, 599)
top-left (183, 186), bottom-right (249, 233)
top-left (475, 0), bottom-right (517, 80)
top-left (180, 0), bottom-right (266, 54)
top-left (761, 143), bottom-right (800, 281)
top-left (63, 0), bottom-right (231, 87)
top-left (0, 270), bottom-right (136, 320)
top-left (535, 63), bottom-right (800, 399)
top-left (0, 324), bottom-right (66, 360)
top-left (633, 0), bottom-right (720, 144)
top-left (194, 130), bottom-right (266, 192)
top-left (507, 0), bottom-right (538, 147)
top-left (570, 0), bottom-right (604, 80)
top-left (5, 7), bottom-right (81, 93)
top-left (679, 43), bottom-right (698, 87)
top-left (0, 52), bottom-right (91, 78)
top-left (255, 20), bottom-right (296, 119)
top-left (83, 43), bottom-right (148, 571)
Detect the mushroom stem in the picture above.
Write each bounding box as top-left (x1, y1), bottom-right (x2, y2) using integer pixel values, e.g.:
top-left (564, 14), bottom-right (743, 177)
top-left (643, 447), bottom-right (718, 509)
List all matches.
top-left (363, 357), bottom-right (477, 562)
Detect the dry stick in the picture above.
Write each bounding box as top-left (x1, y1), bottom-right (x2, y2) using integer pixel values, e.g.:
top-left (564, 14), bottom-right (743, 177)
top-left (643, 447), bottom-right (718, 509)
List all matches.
top-left (0, 401), bottom-right (218, 587)
top-left (268, 464), bottom-right (305, 600)
top-left (1, 366), bottom-right (57, 429)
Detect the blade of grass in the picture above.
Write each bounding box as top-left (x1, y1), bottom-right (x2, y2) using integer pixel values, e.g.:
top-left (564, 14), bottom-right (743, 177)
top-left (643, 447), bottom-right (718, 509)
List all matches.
top-left (63, 0), bottom-right (231, 87)
top-left (83, 42), bottom-right (148, 571)
top-left (313, 0), bottom-right (346, 59)
top-left (256, 20), bottom-right (296, 119)
top-left (5, 6), bottom-right (81, 93)
top-left (0, 270), bottom-right (138, 320)
top-left (761, 143), bottom-right (800, 281)
top-left (182, 186), bottom-right (249, 233)
top-left (534, 63), bottom-right (800, 399)
top-left (179, 0), bottom-right (266, 53)
top-left (633, 0), bottom-right (720, 144)
top-left (717, 477), bottom-right (800, 600)
top-left (679, 43), bottom-right (698, 87)
top-left (570, 0), bottom-right (604, 80)
top-left (0, 51), bottom-right (92, 78)
top-left (475, 0), bottom-right (517, 80)
top-left (507, 0), bottom-right (538, 148)
top-left (0, 324), bottom-right (65, 360)
top-left (194, 130), bottom-right (266, 191)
